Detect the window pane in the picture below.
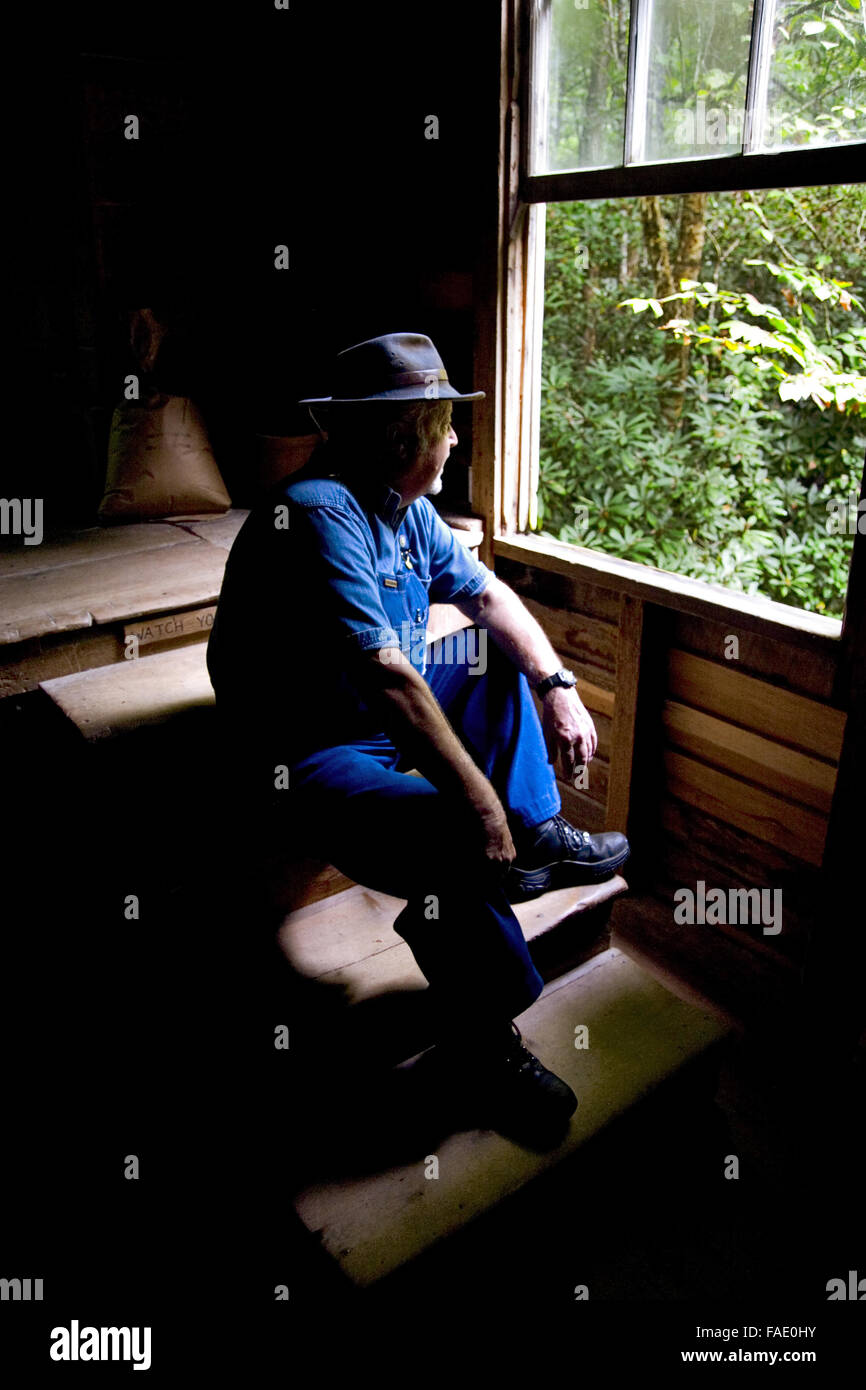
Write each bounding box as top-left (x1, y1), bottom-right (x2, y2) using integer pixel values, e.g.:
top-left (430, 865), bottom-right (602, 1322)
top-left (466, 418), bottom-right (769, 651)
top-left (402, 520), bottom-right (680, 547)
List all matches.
top-left (536, 186), bottom-right (866, 618)
top-left (762, 0), bottom-right (866, 150)
top-left (533, 0), bottom-right (631, 173)
top-left (644, 0), bottom-right (756, 162)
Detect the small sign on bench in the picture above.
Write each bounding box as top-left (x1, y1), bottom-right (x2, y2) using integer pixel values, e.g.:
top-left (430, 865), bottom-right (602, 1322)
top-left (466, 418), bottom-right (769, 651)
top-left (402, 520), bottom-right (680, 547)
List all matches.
top-left (124, 605), bottom-right (217, 649)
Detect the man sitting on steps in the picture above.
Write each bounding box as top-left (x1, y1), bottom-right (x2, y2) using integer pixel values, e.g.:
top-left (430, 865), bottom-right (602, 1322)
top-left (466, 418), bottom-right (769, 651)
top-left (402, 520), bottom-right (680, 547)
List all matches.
top-left (207, 331), bottom-right (630, 1144)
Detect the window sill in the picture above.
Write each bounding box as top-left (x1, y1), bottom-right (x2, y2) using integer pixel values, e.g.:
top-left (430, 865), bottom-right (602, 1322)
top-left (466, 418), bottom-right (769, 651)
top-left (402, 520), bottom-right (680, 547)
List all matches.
top-left (494, 532), bottom-right (843, 648)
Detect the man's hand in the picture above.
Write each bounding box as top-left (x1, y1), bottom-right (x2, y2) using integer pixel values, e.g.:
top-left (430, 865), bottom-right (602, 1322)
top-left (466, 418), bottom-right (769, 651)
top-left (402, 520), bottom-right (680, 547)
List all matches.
top-left (475, 800), bottom-right (516, 878)
top-left (456, 578), bottom-right (600, 782)
top-left (540, 685), bottom-right (597, 780)
top-left (358, 646), bottom-right (516, 875)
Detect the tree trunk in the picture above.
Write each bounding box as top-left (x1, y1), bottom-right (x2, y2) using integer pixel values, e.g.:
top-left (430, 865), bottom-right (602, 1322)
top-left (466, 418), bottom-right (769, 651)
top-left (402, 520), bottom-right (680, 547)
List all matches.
top-left (666, 193), bottom-right (708, 425)
top-left (580, 266), bottom-right (600, 365)
top-left (639, 196), bottom-right (675, 300)
top-left (639, 194), bottom-right (707, 427)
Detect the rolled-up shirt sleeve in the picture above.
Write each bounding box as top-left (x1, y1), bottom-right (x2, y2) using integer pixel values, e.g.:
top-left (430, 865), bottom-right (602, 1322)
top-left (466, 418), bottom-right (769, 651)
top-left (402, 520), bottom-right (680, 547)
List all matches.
top-left (423, 501), bottom-right (495, 603)
top-left (291, 503), bottom-right (400, 651)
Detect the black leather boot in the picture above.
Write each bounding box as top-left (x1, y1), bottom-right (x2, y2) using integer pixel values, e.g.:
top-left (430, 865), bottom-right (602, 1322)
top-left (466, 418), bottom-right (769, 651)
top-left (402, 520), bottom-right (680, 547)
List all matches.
top-left (507, 814), bottom-right (630, 901)
top-left (421, 1021), bottom-right (578, 1146)
top-left (480, 1021), bottom-right (578, 1137)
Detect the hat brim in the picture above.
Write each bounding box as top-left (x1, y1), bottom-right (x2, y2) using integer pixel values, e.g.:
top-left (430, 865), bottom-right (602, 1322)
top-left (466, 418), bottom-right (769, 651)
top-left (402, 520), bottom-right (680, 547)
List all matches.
top-left (299, 386), bottom-right (485, 404)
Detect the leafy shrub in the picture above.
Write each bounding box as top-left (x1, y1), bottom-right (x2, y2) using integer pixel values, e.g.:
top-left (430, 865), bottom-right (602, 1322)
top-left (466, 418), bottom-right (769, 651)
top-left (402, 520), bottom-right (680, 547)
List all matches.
top-left (537, 194), bottom-right (866, 618)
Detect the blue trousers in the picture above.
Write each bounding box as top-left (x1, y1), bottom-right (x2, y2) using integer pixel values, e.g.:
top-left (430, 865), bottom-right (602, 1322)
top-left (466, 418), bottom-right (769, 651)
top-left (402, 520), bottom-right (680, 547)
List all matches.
top-left (287, 631), bottom-right (562, 1032)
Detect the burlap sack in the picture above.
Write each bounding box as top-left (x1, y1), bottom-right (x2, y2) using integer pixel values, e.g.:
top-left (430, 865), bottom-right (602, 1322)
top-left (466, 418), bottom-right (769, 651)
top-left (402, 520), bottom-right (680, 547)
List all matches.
top-left (98, 394), bottom-right (231, 521)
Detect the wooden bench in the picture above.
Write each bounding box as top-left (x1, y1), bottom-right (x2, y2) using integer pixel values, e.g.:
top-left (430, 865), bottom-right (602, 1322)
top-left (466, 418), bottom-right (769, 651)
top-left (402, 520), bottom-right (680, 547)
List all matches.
top-left (0, 513), bottom-right (245, 698)
top-left (0, 508), bottom-right (485, 699)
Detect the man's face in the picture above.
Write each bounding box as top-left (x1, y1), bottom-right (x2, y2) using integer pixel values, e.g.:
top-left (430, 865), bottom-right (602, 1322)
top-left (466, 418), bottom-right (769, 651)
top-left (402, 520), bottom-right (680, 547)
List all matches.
top-left (393, 421), bottom-right (458, 502)
top-left (422, 422), bottom-right (459, 496)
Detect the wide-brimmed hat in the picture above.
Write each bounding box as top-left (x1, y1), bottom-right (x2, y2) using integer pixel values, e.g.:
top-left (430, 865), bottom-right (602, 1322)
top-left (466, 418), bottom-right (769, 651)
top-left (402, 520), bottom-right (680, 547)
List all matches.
top-left (298, 332), bottom-right (485, 404)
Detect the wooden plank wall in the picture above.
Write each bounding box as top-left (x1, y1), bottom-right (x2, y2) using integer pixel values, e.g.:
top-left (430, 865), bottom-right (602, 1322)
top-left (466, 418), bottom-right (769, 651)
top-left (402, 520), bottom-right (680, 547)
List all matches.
top-left (658, 613), bottom-right (845, 969)
top-left (496, 555), bottom-right (847, 985)
top-left (497, 558), bottom-right (625, 837)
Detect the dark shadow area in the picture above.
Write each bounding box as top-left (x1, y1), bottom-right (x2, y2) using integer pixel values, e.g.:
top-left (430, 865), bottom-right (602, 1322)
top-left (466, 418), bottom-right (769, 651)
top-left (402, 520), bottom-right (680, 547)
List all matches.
top-left (363, 1042), bottom-right (865, 1309)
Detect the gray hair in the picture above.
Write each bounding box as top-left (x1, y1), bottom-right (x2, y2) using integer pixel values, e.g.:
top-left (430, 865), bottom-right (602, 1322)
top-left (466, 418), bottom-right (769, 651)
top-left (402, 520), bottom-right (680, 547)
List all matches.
top-left (321, 400), bottom-right (453, 471)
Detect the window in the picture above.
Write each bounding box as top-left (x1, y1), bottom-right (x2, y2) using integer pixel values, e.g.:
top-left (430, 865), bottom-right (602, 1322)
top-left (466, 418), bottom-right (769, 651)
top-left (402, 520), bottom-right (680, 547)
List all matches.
top-left (499, 1), bottom-right (866, 624)
top-left (528, 0), bottom-right (866, 180)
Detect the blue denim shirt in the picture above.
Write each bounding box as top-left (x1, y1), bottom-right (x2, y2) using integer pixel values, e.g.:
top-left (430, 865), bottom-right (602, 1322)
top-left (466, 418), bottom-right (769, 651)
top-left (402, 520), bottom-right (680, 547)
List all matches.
top-left (207, 455), bottom-right (494, 759)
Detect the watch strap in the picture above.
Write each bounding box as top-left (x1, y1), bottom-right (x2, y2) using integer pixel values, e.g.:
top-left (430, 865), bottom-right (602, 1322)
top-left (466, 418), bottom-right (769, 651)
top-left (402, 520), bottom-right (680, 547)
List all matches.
top-left (534, 668), bottom-right (576, 697)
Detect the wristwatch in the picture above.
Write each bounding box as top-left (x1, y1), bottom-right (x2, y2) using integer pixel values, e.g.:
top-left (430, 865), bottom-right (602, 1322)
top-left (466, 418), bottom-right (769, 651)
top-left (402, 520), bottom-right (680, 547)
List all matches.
top-left (534, 668), bottom-right (577, 697)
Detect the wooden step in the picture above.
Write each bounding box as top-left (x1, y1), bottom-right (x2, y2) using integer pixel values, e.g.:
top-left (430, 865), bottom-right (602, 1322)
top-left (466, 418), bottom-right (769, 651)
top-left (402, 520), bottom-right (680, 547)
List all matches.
top-left (41, 640), bottom-right (216, 740)
top-left (0, 513), bottom-right (250, 698)
top-left (291, 946), bottom-right (728, 1286)
top-left (277, 874), bottom-right (628, 1061)
top-left (10, 509), bottom-right (479, 699)
top-left (37, 605), bottom-right (530, 916)
top-left (279, 876), bottom-right (626, 997)
top-left (0, 532), bottom-right (233, 648)
top-left (38, 603), bottom-right (477, 742)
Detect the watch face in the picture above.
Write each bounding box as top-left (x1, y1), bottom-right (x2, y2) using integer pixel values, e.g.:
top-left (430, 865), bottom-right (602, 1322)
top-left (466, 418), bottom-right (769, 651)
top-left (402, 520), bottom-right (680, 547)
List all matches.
top-left (538, 670), bottom-right (575, 693)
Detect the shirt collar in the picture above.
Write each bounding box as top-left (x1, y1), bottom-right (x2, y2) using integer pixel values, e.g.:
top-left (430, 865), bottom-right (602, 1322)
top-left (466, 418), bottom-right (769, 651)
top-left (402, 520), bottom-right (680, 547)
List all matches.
top-left (321, 441), bottom-right (409, 532)
top-left (349, 476), bottom-right (408, 532)
top-left (376, 482), bottom-right (408, 532)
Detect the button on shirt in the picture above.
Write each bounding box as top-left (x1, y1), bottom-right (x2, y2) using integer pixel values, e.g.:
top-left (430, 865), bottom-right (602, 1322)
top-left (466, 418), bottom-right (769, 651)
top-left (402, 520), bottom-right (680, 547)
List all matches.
top-left (207, 455), bottom-right (494, 761)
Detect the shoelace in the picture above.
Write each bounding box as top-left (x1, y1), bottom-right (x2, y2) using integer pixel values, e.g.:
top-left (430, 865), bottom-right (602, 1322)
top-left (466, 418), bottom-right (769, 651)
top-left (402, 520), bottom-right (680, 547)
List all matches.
top-left (554, 816), bottom-right (592, 853)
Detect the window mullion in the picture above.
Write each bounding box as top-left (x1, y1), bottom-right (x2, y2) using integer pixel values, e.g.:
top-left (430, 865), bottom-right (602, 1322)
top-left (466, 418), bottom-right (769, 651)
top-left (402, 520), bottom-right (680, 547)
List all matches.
top-left (624, 0), bottom-right (653, 166)
top-left (527, 0), bottom-right (552, 178)
top-left (743, 0), bottom-right (775, 153)
top-left (522, 205), bottom-right (546, 532)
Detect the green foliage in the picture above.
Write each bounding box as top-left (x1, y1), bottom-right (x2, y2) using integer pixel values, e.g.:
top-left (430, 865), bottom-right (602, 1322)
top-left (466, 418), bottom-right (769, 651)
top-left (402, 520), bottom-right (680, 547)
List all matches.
top-left (620, 262), bottom-right (866, 412)
top-left (768, 0), bottom-right (866, 148)
top-left (537, 190), bottom-right (866, 618)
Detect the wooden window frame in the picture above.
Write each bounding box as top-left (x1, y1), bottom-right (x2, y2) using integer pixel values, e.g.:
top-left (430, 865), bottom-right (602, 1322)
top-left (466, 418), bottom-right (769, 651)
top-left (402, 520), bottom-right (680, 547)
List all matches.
top-left (474, 0), bottom-right (866, 663)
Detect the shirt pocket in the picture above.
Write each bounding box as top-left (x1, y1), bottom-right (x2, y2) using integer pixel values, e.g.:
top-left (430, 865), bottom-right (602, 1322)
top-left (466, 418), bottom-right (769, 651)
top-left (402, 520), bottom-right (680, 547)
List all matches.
top-left (406, 568), bottom-right (431, 630)
top-left (376, 570), bottom-right (409, 639)
top-left (376, 569), bottom-right (430, 673)
top-left (406, 570), bottom-right (432, 675)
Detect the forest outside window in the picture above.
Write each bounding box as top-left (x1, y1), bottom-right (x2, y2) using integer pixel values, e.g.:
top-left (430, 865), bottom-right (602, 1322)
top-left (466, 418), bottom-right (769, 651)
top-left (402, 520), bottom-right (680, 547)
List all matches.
top-left (517, 1), bottom-right (866, 621)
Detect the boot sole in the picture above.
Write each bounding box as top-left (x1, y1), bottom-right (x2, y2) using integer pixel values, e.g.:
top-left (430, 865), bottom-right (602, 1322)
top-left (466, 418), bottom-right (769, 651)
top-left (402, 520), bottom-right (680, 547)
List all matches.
top-left (506, 845), bottom-right (631, 902)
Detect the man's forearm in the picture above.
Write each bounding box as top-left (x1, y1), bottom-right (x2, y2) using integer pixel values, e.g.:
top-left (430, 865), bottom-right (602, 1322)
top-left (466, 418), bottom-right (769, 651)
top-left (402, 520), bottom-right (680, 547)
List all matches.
top-left (356, 647), bottom-right (503, 818)
top-left (459, 576), bottom-right (597, 767)
top-left (460, 576), bottom-right (562, 685)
